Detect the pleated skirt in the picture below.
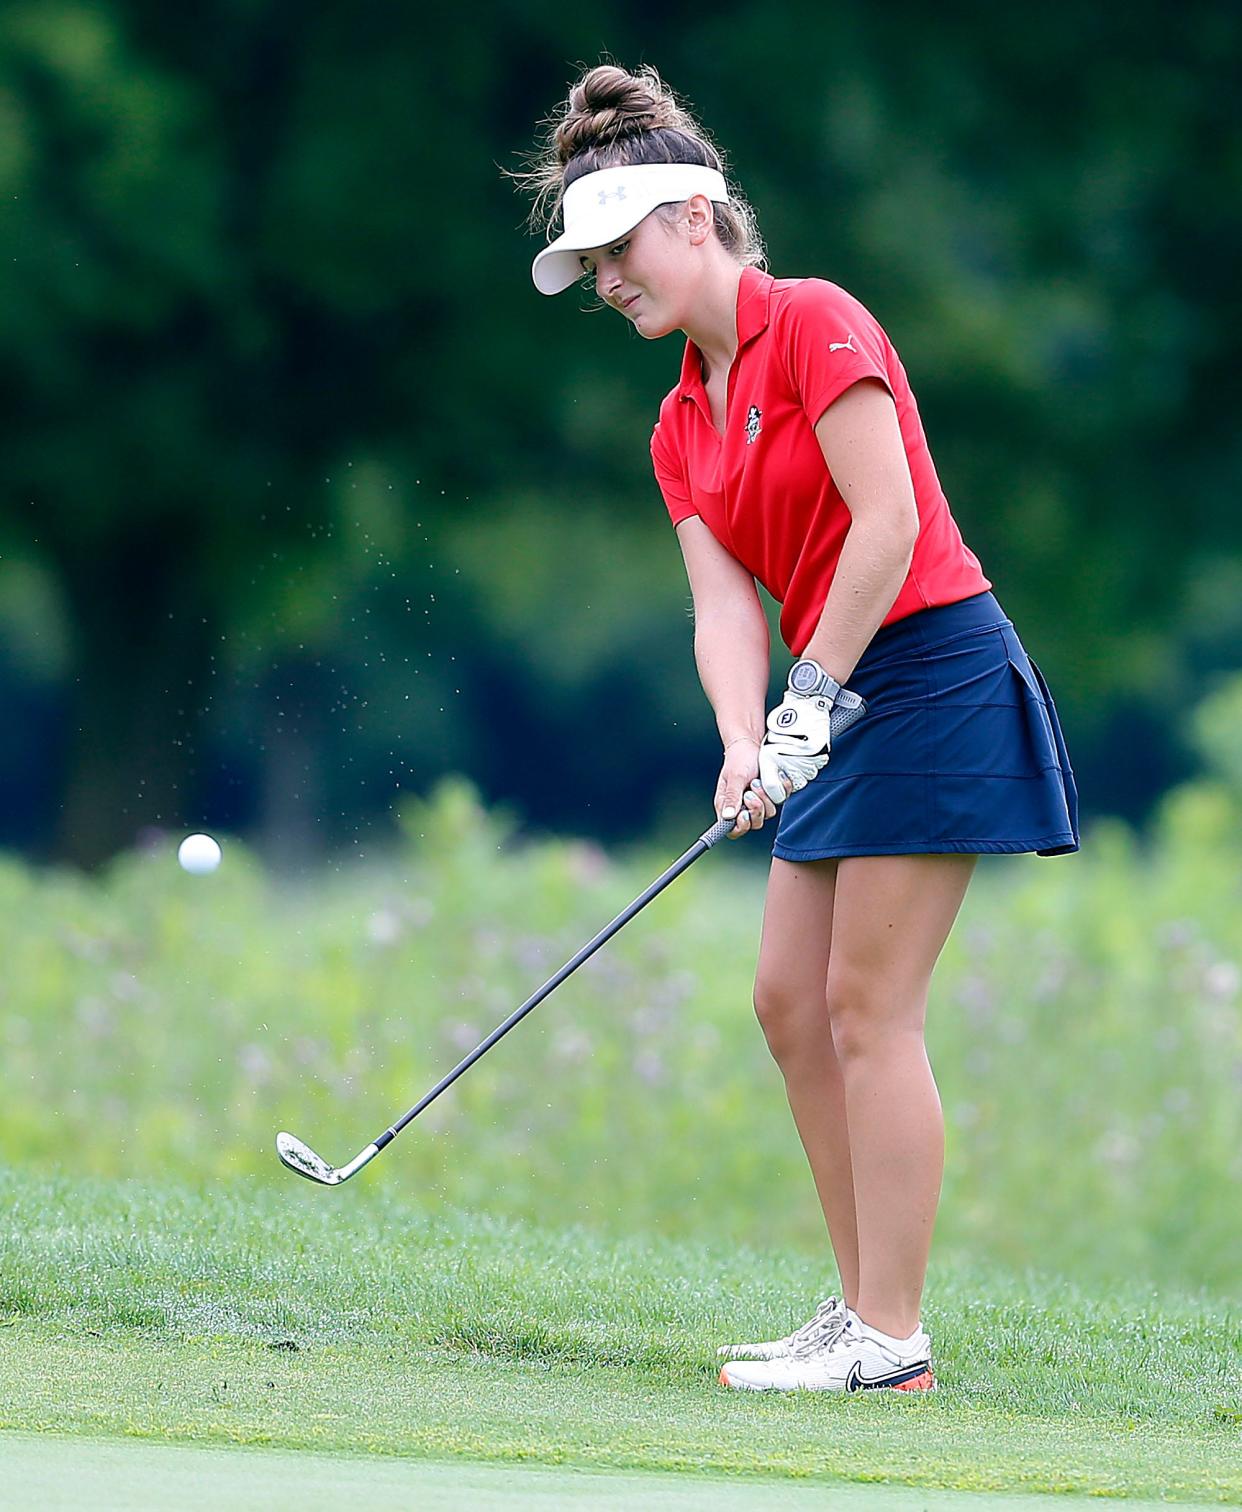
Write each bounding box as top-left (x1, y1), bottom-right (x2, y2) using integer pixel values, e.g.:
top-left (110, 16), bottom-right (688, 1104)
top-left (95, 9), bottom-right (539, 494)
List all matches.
top-left (771, 590), bottom-right (1080, 861)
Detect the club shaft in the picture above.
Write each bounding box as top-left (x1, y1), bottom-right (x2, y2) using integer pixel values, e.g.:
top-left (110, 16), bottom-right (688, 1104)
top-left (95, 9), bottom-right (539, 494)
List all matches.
top-left (367, 828), bottom-right (720, 1155)
top-left (344, 690), bottom-right (867, 1170)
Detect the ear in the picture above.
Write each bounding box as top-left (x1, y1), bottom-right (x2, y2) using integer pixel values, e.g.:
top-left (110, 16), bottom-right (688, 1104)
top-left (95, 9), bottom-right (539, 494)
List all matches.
top-left (683, 193), bottom-right (716, 247)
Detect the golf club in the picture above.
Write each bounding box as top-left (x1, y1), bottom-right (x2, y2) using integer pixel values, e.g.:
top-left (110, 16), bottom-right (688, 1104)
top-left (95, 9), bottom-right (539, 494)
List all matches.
top-left (276, 689), bottom-right (866, 1186)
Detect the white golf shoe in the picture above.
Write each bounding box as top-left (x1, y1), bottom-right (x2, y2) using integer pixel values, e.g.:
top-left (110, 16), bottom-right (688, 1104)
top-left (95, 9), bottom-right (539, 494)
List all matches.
top-left (716, 1294), bottom-right (847, 1362)
top-left (719, 1307), bottom-right (936, 1393)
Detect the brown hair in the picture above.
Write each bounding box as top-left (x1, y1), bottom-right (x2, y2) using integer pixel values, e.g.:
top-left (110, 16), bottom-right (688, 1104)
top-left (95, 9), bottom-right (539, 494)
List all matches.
top-left (509, 61), bottom-right (766, 274)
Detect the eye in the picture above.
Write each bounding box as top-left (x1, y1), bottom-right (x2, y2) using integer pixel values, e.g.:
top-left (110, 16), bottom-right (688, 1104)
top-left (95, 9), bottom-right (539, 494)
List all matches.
top-left (578, 240), bottom-right (629, 277)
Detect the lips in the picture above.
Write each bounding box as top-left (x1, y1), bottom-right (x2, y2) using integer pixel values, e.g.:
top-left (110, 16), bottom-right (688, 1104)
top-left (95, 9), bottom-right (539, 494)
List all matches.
top-left (622, 294), bottom-right (641, 310)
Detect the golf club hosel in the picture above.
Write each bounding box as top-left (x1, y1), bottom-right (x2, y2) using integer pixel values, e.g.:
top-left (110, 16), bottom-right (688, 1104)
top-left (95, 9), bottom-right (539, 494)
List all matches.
top-left (335, 1143), bottom-right (382, 1182)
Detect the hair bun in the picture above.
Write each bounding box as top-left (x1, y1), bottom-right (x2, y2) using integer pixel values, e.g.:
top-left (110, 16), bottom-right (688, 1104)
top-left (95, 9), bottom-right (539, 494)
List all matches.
top-left (556, 64), bottom-right (679, 164)
top-left (509, 59), bottom-right (767, 278)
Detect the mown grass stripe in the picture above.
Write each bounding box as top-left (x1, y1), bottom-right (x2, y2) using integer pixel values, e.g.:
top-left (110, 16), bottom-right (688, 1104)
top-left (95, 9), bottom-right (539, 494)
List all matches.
top-left (0, 1170), bottom-right (1237, 1502)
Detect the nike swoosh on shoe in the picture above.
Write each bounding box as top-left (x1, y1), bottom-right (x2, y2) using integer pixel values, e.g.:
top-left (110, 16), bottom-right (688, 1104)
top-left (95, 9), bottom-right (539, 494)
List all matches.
top-left (844, 1359), bottom-right (936, 1392)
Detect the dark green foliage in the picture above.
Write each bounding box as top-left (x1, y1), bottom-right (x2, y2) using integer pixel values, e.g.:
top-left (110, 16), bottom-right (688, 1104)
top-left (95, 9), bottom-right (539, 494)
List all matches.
top-left (0, 5), bottom-right (1238, 861)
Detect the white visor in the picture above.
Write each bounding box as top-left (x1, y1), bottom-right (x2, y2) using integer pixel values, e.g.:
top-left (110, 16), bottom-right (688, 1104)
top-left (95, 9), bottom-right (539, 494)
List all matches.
top-left (531, 163), bottom-right (729, 296)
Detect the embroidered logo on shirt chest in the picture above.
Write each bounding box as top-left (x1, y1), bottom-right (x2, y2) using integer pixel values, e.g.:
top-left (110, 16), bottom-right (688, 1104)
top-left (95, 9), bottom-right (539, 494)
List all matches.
top-left (745, 405), bottom-right (762, 445)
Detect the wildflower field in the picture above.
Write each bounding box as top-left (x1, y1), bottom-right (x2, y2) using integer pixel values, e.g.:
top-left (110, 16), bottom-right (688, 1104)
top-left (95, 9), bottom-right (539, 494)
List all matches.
top-left (2, 775), bottom-right (1239, 1294)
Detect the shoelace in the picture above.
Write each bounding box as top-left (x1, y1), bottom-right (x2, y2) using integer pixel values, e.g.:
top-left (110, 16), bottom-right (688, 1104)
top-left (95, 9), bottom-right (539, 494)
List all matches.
top-left (788, 1295), bottom-right (847, 1357)
top-left (797, 1314), bottom-right (926, 1366)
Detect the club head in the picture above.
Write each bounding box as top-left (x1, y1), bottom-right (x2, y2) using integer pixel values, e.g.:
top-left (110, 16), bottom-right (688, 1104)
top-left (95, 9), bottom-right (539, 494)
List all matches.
top-left (276, 1131), bottom-right (342, 1186)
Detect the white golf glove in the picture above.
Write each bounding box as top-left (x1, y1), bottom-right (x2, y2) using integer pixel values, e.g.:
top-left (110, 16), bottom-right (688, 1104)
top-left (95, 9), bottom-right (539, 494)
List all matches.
top-left (756, 658), bottom-right (843, 805)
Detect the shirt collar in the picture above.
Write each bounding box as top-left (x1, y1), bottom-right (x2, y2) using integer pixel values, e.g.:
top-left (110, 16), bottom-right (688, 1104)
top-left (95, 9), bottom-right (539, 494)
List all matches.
top-left (678, 266), bottom-right (774, 402)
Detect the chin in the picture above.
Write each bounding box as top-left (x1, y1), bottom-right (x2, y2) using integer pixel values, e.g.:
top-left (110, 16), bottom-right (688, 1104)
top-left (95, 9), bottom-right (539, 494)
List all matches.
top-left (636, 312), bottom-right (674, 340)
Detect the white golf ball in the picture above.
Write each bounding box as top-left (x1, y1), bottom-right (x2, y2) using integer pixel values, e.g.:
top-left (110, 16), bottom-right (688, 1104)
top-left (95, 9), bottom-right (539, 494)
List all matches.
top-left (178, 833), bottom-right (222, 874)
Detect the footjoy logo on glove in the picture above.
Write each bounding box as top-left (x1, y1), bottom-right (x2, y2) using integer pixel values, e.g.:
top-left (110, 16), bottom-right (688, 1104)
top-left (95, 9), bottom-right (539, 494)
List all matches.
top-left (776, 708), bottom-right (797, 728)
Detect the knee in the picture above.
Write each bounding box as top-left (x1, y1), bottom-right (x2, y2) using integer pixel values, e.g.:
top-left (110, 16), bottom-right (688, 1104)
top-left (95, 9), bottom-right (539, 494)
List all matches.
top-left (826, 963), bottom-right (927, 1064)
top-left (825, 964), bottom-right (888, 1064)
top-left (753, 975), bottom-right (828, 1065)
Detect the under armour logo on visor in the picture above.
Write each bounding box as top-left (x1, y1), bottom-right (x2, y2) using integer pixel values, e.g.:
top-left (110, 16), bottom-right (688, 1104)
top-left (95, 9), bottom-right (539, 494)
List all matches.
top-left (597, 186), bottom-right (628, 205)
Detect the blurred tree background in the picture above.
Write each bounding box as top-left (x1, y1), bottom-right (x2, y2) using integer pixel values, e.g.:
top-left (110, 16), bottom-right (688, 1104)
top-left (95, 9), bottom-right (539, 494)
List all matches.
top-left (0, 1), bottom-right (1238, 867)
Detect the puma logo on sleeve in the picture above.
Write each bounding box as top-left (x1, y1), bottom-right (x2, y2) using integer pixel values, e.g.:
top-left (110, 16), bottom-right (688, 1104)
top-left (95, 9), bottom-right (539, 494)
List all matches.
top-left (828, 334), bottom-right (858, 353)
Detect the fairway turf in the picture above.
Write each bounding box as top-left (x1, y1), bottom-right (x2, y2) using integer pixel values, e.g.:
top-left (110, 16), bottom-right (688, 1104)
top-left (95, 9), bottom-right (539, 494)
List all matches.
top-left (0, 1170), bottom-right (1238, 1503)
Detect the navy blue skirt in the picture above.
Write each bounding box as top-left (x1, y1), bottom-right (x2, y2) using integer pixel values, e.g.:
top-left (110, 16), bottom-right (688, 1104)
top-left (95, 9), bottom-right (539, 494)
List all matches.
top-left (772, 591), bottom-right (1080, 861)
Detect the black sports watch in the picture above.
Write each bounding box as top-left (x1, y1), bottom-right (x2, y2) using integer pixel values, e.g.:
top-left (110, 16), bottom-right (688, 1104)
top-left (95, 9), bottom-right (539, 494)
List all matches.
top-left (787, 657), bottom-right (843, 703)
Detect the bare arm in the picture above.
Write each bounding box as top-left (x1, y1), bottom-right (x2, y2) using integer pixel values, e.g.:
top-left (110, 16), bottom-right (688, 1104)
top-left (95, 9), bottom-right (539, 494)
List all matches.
top-left (674, 515), bottom-right (783, 836)
top-left (800, 378), bottom-right (921, 684)
top-left (675, 515), bottom-right (769, 749)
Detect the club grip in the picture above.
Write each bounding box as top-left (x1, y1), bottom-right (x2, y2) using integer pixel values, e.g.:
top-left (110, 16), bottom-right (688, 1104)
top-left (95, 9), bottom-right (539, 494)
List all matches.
top-left (700, 688), bottom-right (867, 848)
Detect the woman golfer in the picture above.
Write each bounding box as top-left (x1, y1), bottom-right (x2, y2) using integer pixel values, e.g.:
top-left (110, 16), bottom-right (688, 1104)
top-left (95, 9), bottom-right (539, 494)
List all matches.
top-left (519, 63), bottom-right (1079, 1393)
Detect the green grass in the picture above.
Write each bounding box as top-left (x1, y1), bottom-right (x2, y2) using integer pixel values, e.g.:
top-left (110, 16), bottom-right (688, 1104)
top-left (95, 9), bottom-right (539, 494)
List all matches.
top-left (2, 777), bottom-right (1241, 1498)
top-left (1, 776), bottom-right (1240, 1293)
top-left (1, 1169), bottom-right (1239, 1502)
top-left (6, 1436), bottom-right (1216, 1512)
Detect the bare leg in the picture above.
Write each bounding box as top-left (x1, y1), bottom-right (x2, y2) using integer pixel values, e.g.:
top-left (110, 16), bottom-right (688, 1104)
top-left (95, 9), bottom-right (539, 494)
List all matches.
top-left (753, 856), bottom-right (859, 1307)
top-left (826, 853), bottom-right (977, 1338)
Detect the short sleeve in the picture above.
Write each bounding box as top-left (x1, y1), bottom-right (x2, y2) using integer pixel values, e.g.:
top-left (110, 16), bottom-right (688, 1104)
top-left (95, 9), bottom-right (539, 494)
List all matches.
top-left (650, 418), bottom-right (697, 527)
top-left (779, 281), bottom-right (894, 428)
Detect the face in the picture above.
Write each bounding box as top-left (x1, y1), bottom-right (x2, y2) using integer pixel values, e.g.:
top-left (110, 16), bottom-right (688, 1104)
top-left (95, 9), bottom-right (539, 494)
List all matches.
top-left (577, 199), bottom-right (706, 338)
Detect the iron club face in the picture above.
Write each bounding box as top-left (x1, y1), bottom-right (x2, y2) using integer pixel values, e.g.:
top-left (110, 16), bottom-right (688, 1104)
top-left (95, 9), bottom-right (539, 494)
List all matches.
top-left (276, 1131), bottom-right (384, 1187)
top-left (276, 1131), bottom-right (341, 1185)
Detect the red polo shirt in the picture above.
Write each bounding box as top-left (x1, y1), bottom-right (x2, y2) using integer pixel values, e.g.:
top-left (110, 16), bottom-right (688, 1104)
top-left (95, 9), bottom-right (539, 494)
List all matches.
top-left (650, 267), bottom-right (991, 655)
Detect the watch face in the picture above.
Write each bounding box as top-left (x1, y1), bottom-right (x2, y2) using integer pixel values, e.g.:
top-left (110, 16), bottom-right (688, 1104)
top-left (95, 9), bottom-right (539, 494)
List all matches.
top-left (790, 661), bottom-right (820, 693)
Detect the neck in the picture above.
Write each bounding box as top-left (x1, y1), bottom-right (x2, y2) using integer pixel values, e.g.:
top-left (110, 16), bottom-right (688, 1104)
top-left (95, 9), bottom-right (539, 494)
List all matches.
top-left (684, 259), bottom-right (745, 384)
